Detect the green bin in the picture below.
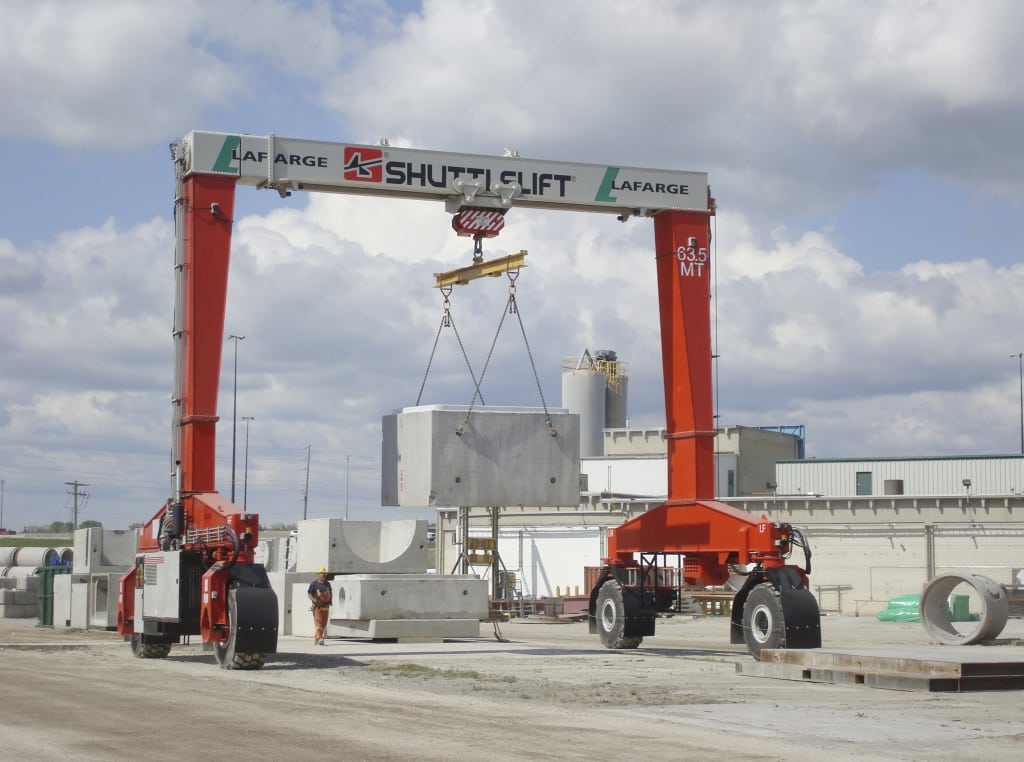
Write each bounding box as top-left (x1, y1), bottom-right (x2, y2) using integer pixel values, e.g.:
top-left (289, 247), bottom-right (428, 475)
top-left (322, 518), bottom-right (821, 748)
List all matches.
top-left (948, 593), bottom-right (971, 622)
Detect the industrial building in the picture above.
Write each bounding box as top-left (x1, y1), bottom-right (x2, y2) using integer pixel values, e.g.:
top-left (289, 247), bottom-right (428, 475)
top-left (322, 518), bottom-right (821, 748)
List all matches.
top-left (435, 349), bottom-right (1024, 619)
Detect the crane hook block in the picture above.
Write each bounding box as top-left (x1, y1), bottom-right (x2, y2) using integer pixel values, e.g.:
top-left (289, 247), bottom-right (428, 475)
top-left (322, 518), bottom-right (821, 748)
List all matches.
top-left (452, 207), bottom-right (506, 238)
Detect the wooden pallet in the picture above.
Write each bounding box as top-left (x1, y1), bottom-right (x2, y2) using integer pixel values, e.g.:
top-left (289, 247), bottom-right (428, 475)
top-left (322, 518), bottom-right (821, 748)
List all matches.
top-left (737, 647), bottom-right (1024, 692)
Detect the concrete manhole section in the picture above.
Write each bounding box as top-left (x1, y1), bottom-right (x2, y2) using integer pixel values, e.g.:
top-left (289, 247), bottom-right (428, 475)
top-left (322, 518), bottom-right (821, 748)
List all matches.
top-left (919, 573), bottom-right (1009, 645)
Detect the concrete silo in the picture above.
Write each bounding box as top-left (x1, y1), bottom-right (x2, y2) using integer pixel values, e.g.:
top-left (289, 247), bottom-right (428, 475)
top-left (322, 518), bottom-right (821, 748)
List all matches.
top-left (561, 349), bottom-right (629, 457)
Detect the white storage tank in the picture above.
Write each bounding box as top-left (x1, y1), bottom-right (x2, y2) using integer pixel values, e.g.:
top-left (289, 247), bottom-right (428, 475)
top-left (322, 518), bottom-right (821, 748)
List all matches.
top-left (561, 349), bottom-right (629, 458)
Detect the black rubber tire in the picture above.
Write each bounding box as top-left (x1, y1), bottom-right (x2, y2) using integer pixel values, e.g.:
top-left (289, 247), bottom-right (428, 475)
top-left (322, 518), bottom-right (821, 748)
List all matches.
top-left (743, 582), bottom-right (785, 660)
top-left (214, 589), bottom-right (266, 670)
top-left (596, 580), bottom-right (642, 649)
top-left (130, 634), bottom-right (171, 659)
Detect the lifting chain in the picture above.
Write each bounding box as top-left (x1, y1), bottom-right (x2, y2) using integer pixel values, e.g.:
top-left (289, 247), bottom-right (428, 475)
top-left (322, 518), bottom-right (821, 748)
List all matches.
top-left (457, 268), bottom-right (556, 438)
top-left (416, 285), bottom-right (485, 407)
top-left (472, 233), bottom-right (484, 263)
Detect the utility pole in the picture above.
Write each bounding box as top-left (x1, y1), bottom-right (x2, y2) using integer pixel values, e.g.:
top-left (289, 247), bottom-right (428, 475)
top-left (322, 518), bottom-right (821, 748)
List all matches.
top-left (302, 445), bottom-right (311, 520)
top-left (1, 478), bottom-right (5, 529)
top-left (65, 481), bottom-right (89, 530)
top-left (1013, 352), bottom-right (1024, 455)
top-left (227, 334), bottom-right (245, 502)
top-left (345, 454), bottom-right (350, 521)
top-left (242, 416), bottom-right (254, 509)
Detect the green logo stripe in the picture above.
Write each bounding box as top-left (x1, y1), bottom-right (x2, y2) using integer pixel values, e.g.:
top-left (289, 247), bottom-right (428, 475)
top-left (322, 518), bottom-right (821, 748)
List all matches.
top-left (212, 135), bottom-right (241, 174)
top-left (595, 167), bottom-right (619, 203)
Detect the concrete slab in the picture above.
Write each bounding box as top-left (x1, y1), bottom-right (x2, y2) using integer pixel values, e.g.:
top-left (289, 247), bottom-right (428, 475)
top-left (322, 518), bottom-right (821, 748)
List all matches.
top-left (326, 618), bottom-right (481, 640)
top-left (381, 405), bottom-right (581, 507)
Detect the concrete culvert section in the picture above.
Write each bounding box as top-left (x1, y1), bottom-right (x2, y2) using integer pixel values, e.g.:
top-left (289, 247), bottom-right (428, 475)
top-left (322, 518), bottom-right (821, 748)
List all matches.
top-left (920, 573), bottom-right (1009, 645)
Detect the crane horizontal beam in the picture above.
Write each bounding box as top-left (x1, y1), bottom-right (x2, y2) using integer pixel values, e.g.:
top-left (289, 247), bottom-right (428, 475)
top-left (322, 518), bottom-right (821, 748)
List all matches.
top-left (182, 131), bottom-right (710, 216)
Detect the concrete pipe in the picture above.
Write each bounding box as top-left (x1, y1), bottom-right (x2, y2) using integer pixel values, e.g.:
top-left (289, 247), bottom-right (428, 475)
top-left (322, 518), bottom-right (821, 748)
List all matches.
top-left (12, 547), bottom-right (57, 568)
top-left (0, 547), bottom-right (17, 567)
top-left (2, 565), bottom-right (41, 578)
top-left (56, 547), bottom-right (74, 565)
top-left (920, 573), bottom-right (1009, 645)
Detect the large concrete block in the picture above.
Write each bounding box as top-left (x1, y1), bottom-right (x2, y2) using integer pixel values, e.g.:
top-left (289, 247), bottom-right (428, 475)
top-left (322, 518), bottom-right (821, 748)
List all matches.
top-left (331, 574), bottom-right (488, 621)
top-left (296, 519), bottom-right (428, 574)
top-left (289, 582), bottom-right (315, 638)
top-left (381, 405), bottom-right (581, 507)
top-left (0, 603), bottom-right (32, 619)
top-left (15, 575), bottom-right (39, 592)
top-left (89, 573), bottom-right (120, 629)
top-left (257, 536), bottom-right (297, 573)
top-left (266, 571), bottom-right (308, 636)
top-left (290, 575), bottom-right (488, 640)
top-left (70, 579), bottom-right (89, 629)
top-left (53, 573), bottom-right (73, 628)
top-left (73, 528), bottom-right (138, 574)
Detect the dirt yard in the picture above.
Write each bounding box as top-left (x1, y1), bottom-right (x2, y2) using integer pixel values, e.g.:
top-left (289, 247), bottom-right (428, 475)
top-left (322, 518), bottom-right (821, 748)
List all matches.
top-left (2, 615), bottom-right (1023, 761)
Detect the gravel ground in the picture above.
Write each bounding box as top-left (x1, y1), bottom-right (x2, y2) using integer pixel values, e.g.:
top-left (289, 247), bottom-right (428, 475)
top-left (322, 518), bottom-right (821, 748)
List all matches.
top-left (2, 614), bottom-right (1023, 761)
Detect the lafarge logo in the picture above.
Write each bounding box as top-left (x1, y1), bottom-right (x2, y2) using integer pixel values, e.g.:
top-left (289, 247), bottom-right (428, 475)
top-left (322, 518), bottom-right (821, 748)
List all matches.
top-left (344, 147), bottom-right (383, 182)
top-left (595, 167), bottom-right (690, 203)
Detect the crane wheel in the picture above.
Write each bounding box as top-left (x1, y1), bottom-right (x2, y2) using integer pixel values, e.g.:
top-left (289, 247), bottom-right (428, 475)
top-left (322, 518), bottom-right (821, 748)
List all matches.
top-left (742, 582), bottom-right (785, 659)
top-left (214, 587), bottom-right (269, 670)
top-left (596, 580), bottom-right (642, 649)
top-left (219, 650), bottom-right (266, 670)
top-left (130, 634), bottom-right (171, 659)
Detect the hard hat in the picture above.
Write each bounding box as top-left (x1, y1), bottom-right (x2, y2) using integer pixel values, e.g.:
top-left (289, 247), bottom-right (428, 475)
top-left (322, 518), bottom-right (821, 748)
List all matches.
top-left (317, 567), bottom-right (327, 574)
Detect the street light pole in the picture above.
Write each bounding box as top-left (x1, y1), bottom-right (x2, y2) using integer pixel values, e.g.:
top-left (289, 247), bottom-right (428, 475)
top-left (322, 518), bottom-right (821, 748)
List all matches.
top-left (227, 334), bottom-right (245, 502)
top-left (242, 416), bottom-right (254, 509)
top-left (1014, 352), bottom-right (1024, 455)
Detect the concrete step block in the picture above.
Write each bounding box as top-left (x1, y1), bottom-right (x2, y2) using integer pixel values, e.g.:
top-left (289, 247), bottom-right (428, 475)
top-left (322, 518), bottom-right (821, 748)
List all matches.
top-left (0, 603), bottom-right (32, 618)
top-left (296, 519), bottom-right (429, 574)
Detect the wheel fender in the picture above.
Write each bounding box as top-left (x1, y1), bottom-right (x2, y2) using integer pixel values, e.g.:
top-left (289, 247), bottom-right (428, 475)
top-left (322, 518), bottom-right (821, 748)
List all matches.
top-left (730, 567), bottom-right (821, 649)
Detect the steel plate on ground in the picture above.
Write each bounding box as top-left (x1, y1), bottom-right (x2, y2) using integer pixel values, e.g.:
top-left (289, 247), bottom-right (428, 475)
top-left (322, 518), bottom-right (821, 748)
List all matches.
top-left (737, 647), bottom-right (1024, 692)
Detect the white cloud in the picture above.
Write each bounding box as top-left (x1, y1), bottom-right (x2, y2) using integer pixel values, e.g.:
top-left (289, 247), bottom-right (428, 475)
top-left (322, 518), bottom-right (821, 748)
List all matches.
top-left (2, 0), bottom-right (1024, 529)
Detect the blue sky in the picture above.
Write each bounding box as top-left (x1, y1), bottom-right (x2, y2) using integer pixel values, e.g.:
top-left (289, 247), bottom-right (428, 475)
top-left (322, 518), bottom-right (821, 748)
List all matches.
top-left (1, 0), bottom-right (1023, 531)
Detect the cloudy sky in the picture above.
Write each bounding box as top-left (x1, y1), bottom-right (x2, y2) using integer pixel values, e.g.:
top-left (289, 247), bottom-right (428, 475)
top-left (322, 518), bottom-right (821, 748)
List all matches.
top-left (1, 0), bottom-right (1023, 531)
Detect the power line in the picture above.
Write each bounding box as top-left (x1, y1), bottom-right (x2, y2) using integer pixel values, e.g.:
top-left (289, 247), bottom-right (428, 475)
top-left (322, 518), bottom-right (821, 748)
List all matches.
top-left (65, 480), bottom-right (90, 530)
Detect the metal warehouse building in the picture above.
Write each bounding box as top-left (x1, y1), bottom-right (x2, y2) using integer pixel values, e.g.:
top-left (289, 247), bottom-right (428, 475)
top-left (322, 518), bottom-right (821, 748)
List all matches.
top-left (775, 455), bottom-right (1024, 498)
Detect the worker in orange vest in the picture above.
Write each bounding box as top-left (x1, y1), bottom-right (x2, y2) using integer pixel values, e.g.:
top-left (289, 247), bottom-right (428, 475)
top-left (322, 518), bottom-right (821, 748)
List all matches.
top-left (307, 567), bottom-right (333, 645)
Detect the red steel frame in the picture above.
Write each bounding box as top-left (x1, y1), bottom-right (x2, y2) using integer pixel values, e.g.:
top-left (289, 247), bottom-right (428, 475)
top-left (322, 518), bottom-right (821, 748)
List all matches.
top-left (119, 174), bottom-right (259, 644)
top-left (605, 206), bottom-right (795, 585)
top-left (117, 171), bottom-right (799, 643)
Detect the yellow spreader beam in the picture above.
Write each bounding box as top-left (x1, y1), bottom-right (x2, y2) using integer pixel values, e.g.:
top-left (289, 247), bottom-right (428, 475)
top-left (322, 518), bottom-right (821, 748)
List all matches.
top-left (434, 250), bottom-right (527, 287)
